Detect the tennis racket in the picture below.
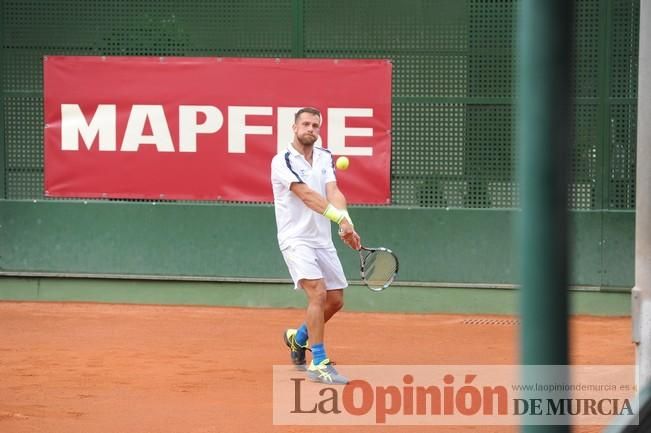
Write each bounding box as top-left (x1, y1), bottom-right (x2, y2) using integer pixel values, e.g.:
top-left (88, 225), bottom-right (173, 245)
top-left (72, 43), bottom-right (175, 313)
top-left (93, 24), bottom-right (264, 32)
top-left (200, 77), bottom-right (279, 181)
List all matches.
top-left (358, 246), bottom-right (399, 292)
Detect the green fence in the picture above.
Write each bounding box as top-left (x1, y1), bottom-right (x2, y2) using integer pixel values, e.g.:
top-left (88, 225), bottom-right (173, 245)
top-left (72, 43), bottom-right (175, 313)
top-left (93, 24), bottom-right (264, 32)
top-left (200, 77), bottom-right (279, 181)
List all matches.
top-left (0, 0), bottom-right (639, 289)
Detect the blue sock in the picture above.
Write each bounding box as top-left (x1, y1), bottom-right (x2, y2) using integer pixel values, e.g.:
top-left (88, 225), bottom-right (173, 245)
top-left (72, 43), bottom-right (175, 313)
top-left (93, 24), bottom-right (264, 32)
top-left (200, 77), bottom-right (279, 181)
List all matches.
top-left (295, 324), bottom-right (309, 346)
top-left (312, 343), bottom-right (327, 365)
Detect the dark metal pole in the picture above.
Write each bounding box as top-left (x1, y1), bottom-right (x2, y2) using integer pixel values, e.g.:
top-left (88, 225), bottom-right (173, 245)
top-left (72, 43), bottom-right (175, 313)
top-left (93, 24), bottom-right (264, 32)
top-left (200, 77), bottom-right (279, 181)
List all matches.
top-left (518, 0), bottom-right (573, 432)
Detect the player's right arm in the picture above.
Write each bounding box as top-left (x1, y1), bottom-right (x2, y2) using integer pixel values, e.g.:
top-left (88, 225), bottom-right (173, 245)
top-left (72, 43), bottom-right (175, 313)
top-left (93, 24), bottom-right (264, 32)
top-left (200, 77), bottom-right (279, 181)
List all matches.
top-left (271, 154), bottom-right (352, 228)
top-left (289, 182), bottom-right (330, 215)
top-left (290, 183), bottom-right (353, 227)
top-left (290, 182), bottom-right (358, 249)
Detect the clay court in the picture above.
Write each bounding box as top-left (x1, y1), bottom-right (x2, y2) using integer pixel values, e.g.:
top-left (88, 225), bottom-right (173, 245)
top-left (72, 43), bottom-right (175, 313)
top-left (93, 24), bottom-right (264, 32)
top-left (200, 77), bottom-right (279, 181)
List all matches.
top-left (0, 301), bottom-right (633, 433)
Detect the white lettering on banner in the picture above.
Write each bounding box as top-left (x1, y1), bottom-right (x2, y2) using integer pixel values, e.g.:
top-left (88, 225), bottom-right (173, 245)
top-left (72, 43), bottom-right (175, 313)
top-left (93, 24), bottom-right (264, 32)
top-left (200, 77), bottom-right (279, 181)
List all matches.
top-left (61, 104), bottom-right (117, 151)
top-left (228, 106), bottom-right (273, 153)
top-left (327, 108), bottom-right (374, 156)
top-left (179, 105), bottom-right (223, 152)
top-left (121, 105), bottom-right (174, 152)
top-left (60, 105), bottom-right (376, 154)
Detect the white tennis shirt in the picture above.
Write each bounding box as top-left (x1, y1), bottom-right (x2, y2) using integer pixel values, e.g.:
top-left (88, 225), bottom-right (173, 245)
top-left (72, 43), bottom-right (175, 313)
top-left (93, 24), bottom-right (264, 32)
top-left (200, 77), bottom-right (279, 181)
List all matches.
top-left (271, 144), bottom-right (337, 251)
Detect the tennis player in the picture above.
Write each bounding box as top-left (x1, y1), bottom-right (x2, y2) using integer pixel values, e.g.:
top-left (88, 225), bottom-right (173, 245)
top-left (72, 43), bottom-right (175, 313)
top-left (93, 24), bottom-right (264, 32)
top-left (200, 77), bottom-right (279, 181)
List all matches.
top-left (271, 107), bottom-right (361, 385)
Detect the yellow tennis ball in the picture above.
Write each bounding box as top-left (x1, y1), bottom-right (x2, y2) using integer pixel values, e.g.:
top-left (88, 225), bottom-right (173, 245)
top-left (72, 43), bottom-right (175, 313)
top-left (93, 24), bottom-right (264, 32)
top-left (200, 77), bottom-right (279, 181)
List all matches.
top-left (336, 156), bottom-right (350, 170)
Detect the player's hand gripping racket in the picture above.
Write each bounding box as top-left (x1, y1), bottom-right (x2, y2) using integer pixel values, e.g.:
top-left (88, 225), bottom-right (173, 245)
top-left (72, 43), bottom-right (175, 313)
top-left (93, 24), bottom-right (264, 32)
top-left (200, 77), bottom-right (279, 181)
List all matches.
top-left (358, 246), bottom-right (399, 292)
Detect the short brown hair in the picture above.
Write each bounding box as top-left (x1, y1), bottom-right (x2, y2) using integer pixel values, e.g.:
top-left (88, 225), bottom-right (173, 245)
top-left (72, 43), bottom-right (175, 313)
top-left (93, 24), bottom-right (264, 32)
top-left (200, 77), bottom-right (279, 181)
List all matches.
top-left (294, 107), bottom-right (321, 123)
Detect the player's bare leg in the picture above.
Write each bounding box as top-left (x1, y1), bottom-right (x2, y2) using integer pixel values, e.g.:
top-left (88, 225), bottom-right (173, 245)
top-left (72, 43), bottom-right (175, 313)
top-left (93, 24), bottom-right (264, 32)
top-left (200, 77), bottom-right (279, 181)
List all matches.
top-left (282, 278), bottom-right (324, 370)
top-left (324, 289), bottom-right (343, 323)
top-left (297, 279), bottom-right (348, 384)
top-left (300, 278), bottom-right (326, 345)
top-left (284, 285), bottom-right (343, 370)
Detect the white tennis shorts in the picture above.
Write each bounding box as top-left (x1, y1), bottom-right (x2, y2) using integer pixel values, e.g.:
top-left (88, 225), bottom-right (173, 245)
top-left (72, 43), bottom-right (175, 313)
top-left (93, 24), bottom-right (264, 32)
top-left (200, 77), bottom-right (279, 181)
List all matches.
top-left (281, 244), bottom-right (348, 291)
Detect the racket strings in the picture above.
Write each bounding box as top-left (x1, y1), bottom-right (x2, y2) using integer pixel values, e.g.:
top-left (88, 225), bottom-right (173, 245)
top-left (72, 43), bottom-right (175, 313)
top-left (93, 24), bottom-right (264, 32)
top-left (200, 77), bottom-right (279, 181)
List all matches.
top-left (363, 251), bottom-right (398, 289)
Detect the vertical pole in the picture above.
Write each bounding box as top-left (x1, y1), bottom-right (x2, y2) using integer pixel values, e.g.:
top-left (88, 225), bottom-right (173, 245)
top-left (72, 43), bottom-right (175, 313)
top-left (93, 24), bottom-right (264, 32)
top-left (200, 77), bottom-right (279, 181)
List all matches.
top-left (518, 0), bottom-right (573, 432)
top-left (633, 0), bottom-right (651, 390)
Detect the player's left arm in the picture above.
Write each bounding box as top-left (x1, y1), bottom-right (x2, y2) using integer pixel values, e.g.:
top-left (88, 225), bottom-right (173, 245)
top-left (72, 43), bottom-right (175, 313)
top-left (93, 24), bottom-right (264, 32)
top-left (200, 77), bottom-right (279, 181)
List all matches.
top-left (326, 182), bottom-right (361, 250)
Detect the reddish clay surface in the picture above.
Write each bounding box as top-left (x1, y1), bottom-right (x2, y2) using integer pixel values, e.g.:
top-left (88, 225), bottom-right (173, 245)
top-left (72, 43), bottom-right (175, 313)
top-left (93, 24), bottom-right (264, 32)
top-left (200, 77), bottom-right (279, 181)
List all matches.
top-left (0, 302), bottom-right (633, 433)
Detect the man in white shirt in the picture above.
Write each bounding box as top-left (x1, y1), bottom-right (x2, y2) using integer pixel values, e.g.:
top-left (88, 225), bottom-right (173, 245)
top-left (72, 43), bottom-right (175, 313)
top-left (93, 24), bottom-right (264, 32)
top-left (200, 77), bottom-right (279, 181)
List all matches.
top-left (271, 107), bottom-right (360, 385)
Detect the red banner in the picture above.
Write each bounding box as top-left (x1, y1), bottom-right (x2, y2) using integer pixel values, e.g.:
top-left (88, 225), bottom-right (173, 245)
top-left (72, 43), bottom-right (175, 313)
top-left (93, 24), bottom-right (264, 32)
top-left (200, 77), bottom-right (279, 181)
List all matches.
top-left (44, 56), bottom-right (392, 203)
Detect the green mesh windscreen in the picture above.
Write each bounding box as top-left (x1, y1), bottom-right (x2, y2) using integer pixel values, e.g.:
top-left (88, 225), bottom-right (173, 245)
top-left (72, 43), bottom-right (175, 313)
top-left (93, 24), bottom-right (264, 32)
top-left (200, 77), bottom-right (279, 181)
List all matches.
top-left (5, 96), bottom-right (43, 198)
top-left (301, 0), bottom-right (639, 209)
top-left (571, 103), bottom-right (600, 210)
top-left (568, 0), bottom-right (600, 210)
top-left (1, 0), bottom-right (293, 200)
top-left (608, 0), bottom-right (639, 209)
top-left (1, 0), bottom-right (640, 209)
